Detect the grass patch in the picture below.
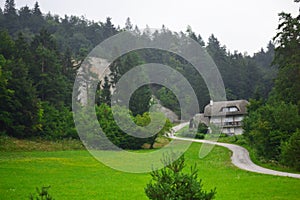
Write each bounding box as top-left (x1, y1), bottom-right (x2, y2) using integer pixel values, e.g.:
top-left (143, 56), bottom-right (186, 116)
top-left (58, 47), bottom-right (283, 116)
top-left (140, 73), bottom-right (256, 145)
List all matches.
top-left (0, 136), bottom-right (84, 152)
top-left (0, 143), bottom-right (300, 199)
top-left (0, 135), bottom-right (170, 152)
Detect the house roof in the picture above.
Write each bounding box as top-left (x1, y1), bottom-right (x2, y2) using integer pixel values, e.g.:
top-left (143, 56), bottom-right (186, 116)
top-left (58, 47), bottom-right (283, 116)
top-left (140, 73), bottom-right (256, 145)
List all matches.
top-left (204, 100), bottom-right (249, 117)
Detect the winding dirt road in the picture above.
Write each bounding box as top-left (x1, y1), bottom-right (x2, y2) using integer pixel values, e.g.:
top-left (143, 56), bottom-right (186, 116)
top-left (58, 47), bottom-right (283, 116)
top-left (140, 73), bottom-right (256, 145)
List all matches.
top-left (170, 123), bottom-right (300, 179)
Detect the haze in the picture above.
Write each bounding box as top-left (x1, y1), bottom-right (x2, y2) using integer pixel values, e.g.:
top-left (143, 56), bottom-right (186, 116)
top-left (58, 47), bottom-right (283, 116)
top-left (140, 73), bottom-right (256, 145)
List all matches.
top-left (4, 0), bottom-right (299, 55)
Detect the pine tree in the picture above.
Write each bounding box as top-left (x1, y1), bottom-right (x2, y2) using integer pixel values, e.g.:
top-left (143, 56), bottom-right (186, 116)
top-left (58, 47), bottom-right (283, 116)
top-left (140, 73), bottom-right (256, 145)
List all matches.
top-left (273, 11), bottom-right (300, 106)
top-left (32, 1), bottom-right (42, 16)
top-left (99, 76), bottom-right (111, 106)
top-left (0, 55), bottom-right (13, 135)
top-left (145, 153), bottom-right (216, 200)
top-left (3, 0), bottom-right (19, 34)
top-left (18, 5), bottom-right (32, 29)
top-left (4, 0), bottom-right (16, 16)
top-left (15, 32), bottom-right (32, 63)
top-left (31, 29), bottom-right (68, 106)
top-left (102, 17), bottom-right (118, 39)
top-left (125, 17), bottom-right (133, 31)
top-left (6, 59), bottom-right (40, 137)
top-left (186, 25), bottom-right (205, 46)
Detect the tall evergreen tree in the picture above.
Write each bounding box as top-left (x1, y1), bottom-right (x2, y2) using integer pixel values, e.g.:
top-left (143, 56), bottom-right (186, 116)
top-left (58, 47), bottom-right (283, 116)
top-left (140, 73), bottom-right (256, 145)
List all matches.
top-left (186, 25), bottom-right (205, 46)
top-left (3, 0), bottom-right (19, 34)
top-left (243, 2), bottom-right (300, 169)
top-left (102, 17), bottom-right (118, 39)
top-left (0, 31), bottom-right (40, 137)
top-left (15, 32), bottom-right (32, 63)
top-left (0, 55), bottom-right (13, 135)
top-left (18, 5), bottom-right (32, 29)
top-left (32, 1), bottom-right (42, 16)
top-left (31, 29), bottom-right (68, 106)
top-left (3, 0), bottom-right (16, 16)
top-left (273, 11), bottom-right (300, 107)
top-left (6, 59), bottom-right (40, 137)
top-left (99, 76), bottom-right (111, 106)
top-left (125, 17), bottom-right (133, 31)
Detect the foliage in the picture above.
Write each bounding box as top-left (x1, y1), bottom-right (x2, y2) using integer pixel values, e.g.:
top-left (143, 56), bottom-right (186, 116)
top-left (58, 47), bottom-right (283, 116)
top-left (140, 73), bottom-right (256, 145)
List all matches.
top-left (135, 112), bottom-right (172, 149)
top-left (39, 102), bottom-right (78, 139)
top-left (0, 31), bottom-right (40, 138)
top-left (145, 152), bottom-right (216, 200)
top-left (197, 123), bottom-right (208, 134)
top-left (29, 186), bottom-right (54, 200)
top-left (176, 125), bottom-right (205, 139)
top-left (243, 100), bottom-right (300, 161)
top-left (98, 76), bottom-right (111, 106)
top-left (156, 87), bottom-right (180, 117)
top-left (273, 11), bottom-right (300, 107)
top-left (281, 129), bottom-right (300, 170)
top-left (94, 104), bottom-right (172, 150)
top-left (195, 133), bottom-right (205, 139)
top-left (243, 3), bottom-right (300, 168)
top-left (109, 52), bottom-right (151, 116)
top-left (0, 1), bottom-right (281, 145)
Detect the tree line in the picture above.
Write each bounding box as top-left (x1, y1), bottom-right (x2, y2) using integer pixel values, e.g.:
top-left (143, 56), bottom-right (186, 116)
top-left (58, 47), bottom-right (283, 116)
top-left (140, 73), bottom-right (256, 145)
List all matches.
top-left (0, 0), bottom-right (279, 150)
top-left (243, 3), bottom-right (300, 170)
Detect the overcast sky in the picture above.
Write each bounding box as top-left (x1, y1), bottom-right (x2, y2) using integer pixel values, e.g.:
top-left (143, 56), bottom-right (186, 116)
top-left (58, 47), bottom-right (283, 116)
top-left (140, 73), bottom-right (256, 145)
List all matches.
top-left (2, 0), bottom-right (299, 55)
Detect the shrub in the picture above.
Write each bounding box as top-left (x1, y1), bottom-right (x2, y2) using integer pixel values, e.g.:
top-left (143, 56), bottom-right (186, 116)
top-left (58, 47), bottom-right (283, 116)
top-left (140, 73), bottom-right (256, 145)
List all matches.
top-left (197, 123), bottom-right (208, 134)
top-left (145, 152), bottom-right (216, 200)
top-left (195, 133), bottom-right (205, 139)
top-left (281, 129), bottom-right (300, 170)
top-left (29, 186), bottom-right (54, 200)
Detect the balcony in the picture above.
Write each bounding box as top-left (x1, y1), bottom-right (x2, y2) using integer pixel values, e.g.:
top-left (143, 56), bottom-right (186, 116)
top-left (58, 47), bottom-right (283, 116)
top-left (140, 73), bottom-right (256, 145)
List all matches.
top-left (223, 121), bottom-right (242, 127)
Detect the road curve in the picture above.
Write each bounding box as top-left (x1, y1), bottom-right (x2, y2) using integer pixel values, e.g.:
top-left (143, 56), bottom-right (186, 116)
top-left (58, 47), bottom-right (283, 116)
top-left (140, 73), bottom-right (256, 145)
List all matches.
top-left (170, 124), bottom-right (300, 179)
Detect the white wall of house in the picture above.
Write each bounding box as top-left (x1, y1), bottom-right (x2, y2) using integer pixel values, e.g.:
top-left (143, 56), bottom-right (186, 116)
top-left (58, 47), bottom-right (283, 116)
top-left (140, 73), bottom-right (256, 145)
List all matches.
top-left (210, 117), bottom-right (222, 124)
top-left (234, 115), bottom-right (244, 122)
top-left (209, 115), bottom-right (245, 135)
top-left (234, 127), bottom-right (244, 135)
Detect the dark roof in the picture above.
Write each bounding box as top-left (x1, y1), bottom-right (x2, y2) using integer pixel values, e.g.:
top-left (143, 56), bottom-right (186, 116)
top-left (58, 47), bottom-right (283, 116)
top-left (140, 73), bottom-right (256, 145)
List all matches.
top-left (204, 100), bottom-right (249, 117)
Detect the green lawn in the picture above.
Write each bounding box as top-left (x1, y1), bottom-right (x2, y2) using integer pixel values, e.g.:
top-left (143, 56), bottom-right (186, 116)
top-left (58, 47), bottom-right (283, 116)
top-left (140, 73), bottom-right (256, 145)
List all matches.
top-left (0, 143), bottom-right (299, 199)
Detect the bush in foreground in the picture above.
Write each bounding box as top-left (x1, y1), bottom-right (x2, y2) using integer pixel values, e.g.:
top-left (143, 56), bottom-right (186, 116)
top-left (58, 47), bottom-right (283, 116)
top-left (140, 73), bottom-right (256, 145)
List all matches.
top-left (145, 152), bottom-right (216, 200)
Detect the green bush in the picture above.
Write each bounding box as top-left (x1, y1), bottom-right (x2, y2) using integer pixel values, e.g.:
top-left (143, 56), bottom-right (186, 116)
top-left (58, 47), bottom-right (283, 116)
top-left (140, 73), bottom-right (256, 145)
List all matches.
top-left (145, 152), bottom-right (216, 200)
top-left (281, 129), bottom-right (300, 170)
top-left (39, 102), bottom-right (78, 140)
top-left (195, 133), bottom-right (205, 139)
top-left (197, 123), bottom-right (208, 134)
top-left (29, 186), bottom-right (54, 200)
top-left (243, 100), bottom-right (300, 161)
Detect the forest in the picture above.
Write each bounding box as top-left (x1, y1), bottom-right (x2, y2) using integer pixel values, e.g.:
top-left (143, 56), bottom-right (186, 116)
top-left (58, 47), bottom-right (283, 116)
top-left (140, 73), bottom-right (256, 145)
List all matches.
top-left (0, 0), bottom-right (299, 169)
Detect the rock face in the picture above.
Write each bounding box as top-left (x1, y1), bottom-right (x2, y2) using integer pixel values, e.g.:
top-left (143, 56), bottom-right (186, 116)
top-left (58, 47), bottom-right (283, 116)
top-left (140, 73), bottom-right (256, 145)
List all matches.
top-left (151, 104), bottom-right (179, 123)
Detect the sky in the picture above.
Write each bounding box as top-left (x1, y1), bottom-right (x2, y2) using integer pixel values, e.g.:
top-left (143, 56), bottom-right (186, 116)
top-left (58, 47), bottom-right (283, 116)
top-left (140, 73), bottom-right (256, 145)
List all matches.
top-left (2, 0), bottom-right (299, 55)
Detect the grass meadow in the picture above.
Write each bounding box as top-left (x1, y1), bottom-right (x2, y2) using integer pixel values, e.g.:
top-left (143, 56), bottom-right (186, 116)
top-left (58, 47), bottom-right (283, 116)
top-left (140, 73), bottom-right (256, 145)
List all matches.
top-left (0, 142), bottom-right (300, 199)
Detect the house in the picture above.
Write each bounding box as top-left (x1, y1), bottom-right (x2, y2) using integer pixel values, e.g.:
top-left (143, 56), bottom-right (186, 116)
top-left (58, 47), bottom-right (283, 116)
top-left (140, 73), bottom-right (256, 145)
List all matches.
top-left (190, 100), bottom-right (249, 135)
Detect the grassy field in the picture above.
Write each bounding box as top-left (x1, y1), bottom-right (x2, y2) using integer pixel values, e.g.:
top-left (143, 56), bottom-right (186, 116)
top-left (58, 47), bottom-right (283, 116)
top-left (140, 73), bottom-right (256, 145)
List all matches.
top-left (1, 142), bottom-right (300, 199)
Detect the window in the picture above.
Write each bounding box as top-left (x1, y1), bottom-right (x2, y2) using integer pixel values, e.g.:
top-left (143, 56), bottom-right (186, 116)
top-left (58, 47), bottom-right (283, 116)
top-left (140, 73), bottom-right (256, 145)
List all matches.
top-left (229, 107), bottom-right (238, 112)
top-left (221, 106), bottom-right (239, 112)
